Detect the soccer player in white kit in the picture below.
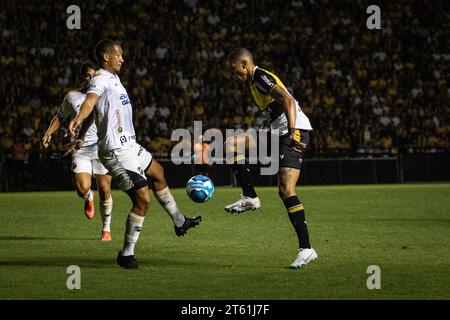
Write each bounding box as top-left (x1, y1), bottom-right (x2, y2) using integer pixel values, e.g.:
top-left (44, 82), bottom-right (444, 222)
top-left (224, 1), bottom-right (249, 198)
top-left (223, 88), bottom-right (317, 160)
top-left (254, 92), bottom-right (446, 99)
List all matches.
top-left (42, 62), bottom-right (113, 241)
top-left (69, 39), bottom-right (201, 269)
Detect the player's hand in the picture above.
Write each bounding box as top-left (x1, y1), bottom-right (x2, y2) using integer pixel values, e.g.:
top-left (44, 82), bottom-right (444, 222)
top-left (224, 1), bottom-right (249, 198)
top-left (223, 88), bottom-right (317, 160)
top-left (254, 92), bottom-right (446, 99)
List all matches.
top-left (41, 134), bottom-right (52, 149)
top-left (289, 132), bottom-right (307, 153)
top-left (62, 139), bottom-right (83, 157)
top-left (68, 117), bottom-right (81, 137)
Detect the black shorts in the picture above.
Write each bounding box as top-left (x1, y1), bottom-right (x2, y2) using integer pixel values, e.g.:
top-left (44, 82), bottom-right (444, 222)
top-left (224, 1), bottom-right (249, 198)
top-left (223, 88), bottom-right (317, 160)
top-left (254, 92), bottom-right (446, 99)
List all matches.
top-left (279, 130), bottom-right (311, 170)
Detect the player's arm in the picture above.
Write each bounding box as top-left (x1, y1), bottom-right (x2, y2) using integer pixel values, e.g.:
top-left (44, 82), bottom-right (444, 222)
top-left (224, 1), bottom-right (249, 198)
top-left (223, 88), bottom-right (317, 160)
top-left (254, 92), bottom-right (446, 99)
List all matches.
top-left (271, 85), bottom-right (306, 152)
top-left (271, 85), bottom-right (296, 131)
top-left (73, 111), bottom-right (94, 150)
top-left (69, 93), bottom-right (98, 137)
top-left (42, 114), bottom-right (62, 149)
top-left (63, 112), bottom-right (95, 156)
top-left (43, 92), bottom-right (75, 148)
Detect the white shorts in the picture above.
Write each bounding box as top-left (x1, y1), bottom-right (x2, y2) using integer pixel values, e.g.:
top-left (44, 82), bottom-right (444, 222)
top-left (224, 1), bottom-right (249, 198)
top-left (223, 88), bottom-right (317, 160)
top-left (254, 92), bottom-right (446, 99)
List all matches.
top-left (71, 144), bottom-right (108, 176)
top-left (98, 141), bottom-right (153, 192)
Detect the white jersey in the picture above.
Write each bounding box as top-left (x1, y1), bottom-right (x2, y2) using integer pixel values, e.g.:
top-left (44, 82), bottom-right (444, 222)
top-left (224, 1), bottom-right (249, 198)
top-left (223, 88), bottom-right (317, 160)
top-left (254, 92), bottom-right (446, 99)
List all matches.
top-left (87, 69), bottom-right (135, 151)
top-left (58, 91), bottom-right (98, 147)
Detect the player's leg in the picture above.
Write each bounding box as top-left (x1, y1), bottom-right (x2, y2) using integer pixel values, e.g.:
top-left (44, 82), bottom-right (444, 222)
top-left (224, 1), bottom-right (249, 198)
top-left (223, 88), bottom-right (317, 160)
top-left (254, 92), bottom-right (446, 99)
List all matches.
top-left (99, 147), bottom-right (151, 269)
top-left (224, 133), bottom-right (260, 213)
top-left (278, 167), bottom-right (311, 248)
top-left (278, 167), bottom-right (317, 269)
top-left (93, 150), bottom-right (113, 240)
top-left (74, 172), bottom-right (93, 196)
top-left (72, 150), bottom-right (95, 219)
top-left (95, 173), bottom-right (113, 241)
top-left (144, 150), bottom-right (201, 236)
top-left (278, 131), bottom-right (317, 269)
top-left (119, 185), bottom-right (150, 267)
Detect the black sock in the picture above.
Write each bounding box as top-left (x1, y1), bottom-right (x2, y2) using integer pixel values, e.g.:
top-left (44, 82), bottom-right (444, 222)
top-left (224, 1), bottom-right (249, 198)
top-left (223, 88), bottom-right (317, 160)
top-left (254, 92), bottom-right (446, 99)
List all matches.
top-left (231, 163), bottom-right (257, 198)
top-left (283, 196), bottom-right (311, 249)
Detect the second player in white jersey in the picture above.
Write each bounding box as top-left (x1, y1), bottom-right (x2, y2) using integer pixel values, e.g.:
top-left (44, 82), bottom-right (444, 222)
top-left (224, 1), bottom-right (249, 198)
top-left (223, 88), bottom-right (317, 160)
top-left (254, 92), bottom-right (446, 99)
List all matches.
top-left (58, 91), bottom-right (99, 148)
top-left (58, 90), bottom-right (108, 176)
top-left (42, 62), bottom-right (113, 241)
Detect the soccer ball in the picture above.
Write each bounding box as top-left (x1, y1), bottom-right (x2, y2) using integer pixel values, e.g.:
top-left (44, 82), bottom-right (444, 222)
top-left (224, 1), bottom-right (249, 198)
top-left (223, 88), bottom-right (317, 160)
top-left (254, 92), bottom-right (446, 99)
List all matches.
top-left (186, 175), bottom-right (214, 203)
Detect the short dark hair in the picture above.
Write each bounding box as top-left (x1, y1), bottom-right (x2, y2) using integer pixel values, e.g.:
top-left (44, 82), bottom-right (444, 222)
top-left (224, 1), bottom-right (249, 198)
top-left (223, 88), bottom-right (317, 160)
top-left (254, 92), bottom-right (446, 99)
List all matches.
top-left (80, 61), bottom-right (98, 75)
top-left (94, 39), bottom-right (120, 64)
top-left (228, 47), bottom-right (253, 64)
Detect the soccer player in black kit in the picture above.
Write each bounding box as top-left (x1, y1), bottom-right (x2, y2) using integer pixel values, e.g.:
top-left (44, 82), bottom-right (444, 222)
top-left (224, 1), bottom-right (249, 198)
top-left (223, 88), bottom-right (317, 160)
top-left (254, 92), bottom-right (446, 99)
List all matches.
top-left (228, 48), bottom-right (317, 268)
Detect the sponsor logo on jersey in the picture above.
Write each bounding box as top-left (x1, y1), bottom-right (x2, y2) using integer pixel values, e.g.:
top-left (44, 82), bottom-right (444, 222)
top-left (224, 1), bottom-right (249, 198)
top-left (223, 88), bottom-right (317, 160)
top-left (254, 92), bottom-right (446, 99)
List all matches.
top-left (261, 74), bottom-right (274, 87)
top-left (120, 94), bottom-right (130, 105)
top-left (119, 135), bottom-right (128, 145)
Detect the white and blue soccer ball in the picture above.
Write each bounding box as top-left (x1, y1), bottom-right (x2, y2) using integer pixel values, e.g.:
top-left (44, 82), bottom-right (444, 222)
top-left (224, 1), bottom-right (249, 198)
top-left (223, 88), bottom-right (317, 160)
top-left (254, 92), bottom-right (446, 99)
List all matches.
top-left (186, 175), bottom-right (214, 203)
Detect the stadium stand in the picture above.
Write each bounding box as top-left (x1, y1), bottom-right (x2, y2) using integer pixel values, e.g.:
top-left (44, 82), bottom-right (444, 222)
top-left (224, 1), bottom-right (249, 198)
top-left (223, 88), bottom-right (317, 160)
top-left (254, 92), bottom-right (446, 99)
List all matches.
top-left (0, 0), bottom-right (448, 189)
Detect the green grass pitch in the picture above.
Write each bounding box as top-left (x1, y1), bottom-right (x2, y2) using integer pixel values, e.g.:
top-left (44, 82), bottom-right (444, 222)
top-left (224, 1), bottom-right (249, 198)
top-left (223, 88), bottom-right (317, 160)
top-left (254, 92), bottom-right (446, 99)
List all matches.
top-left (0, 183), bottom-right (449, 300)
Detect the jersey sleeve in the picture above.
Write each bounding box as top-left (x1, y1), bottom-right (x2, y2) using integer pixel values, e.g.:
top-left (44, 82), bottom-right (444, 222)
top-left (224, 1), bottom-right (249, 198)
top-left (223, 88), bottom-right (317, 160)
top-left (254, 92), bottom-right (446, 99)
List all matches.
top-left (86, 76), bottom-right (106, 96)
top-left (254, 69), bottom-right (278, 95)
top-left (57, 93), bottom-right (75, 119)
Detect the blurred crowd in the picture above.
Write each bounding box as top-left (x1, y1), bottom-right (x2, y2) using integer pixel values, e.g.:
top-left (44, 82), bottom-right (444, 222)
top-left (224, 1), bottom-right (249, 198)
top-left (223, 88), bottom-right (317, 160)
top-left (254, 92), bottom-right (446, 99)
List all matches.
top-left (0, 0), bottom-right (449, 187)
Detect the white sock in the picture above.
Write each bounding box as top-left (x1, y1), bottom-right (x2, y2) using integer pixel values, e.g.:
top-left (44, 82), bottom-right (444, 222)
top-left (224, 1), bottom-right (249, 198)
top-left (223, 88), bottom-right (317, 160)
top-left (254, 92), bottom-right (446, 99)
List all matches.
top-left (100, 197), bottom-right (113, 232)
top-left (154, 187), bottom-right (185, 227)
top-left (83, 190), bottom-right (93, 202)
top-left (122, 211), bottom-right (145, 256)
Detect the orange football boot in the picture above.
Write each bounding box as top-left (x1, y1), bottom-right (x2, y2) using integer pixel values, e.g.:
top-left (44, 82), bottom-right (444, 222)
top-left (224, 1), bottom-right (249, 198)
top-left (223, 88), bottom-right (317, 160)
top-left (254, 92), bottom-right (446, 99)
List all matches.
top-left (101, 231), bottom-right (112, 241)
top-left (84, 191), bottom-right (95, 219)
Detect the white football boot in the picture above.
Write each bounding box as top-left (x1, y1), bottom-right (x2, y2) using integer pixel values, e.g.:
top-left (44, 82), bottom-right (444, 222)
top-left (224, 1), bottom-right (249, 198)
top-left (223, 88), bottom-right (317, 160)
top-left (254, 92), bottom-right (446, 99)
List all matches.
top-left (224, 195), bottom-right (261, 213)
top-left (290, 248), bottom-right (318, 269)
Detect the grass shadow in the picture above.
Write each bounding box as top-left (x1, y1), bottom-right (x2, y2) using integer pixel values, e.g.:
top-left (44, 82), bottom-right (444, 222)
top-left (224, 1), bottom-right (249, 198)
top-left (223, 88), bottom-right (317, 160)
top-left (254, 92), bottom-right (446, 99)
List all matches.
top-left (0, 235), bottom-right (97, 241)
top-left (0, 256), bottom-right (114, 268)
